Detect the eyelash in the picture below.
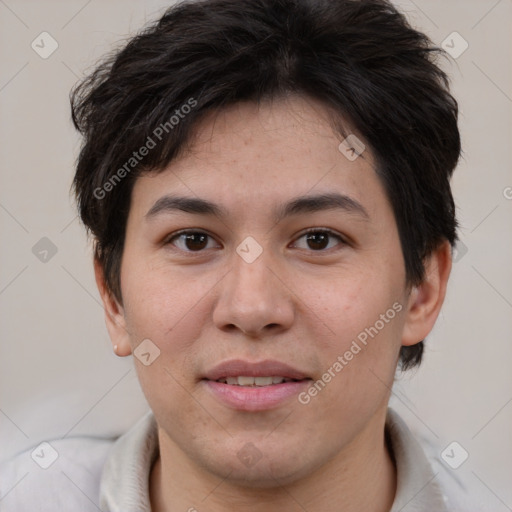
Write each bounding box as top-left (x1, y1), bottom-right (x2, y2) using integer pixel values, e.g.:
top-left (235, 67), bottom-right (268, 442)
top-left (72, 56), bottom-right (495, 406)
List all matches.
top-left (164, 228), bottom-right (347, 254)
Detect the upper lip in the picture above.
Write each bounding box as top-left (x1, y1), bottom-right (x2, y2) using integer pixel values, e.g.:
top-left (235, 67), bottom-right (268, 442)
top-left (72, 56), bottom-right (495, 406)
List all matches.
top-left (203, 359), bottom-right (310, 381)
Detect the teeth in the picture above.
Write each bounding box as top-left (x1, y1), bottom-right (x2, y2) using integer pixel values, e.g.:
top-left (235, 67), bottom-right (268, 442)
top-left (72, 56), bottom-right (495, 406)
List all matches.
top-left (216, 376), bottom-right (294, 386)
top-left (255, 376), bottom-right (273, 386)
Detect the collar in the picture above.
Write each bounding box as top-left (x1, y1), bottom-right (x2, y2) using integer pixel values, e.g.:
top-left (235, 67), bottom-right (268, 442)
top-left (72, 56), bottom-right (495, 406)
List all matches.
top-left (386, 408), bottom-right (449, 511)
top-left (100, 411), bottom-right (158, 512)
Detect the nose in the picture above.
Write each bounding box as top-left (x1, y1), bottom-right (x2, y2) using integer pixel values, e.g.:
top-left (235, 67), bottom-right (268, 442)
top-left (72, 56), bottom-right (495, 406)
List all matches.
top-left (212, 246), bottom-right (295, 338)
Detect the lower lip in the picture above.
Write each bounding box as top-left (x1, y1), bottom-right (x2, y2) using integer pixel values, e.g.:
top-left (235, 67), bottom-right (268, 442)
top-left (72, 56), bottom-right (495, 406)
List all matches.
top-left (203, 379), bottom-right (312, 411)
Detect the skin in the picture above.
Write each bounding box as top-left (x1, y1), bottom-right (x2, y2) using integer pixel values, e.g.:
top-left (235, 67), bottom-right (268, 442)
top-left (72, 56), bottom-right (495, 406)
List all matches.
top-left (95, 94), bottom-right (452, 512)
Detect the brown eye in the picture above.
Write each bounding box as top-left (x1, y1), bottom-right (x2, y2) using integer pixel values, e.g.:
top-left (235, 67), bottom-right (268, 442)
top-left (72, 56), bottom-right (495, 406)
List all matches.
top-left (293, 229), bottom-right (345, 251)
top-left (166, 231), bottom-right (216, 252)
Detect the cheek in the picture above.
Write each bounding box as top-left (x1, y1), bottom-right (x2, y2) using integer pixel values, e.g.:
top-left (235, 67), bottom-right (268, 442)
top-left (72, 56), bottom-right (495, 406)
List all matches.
top-left (293, 268), bottom-right (398, 344)
top-left (122, 268), bottom-right (212, 413)
top-left (293, 269), bottom-right (404, 396)
top-left (121, 262), bottom-right (210, 353)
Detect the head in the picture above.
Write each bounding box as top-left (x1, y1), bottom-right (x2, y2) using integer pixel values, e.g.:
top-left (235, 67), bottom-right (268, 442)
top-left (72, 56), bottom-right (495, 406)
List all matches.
top-left (72, 0), bottom-right (459, 487)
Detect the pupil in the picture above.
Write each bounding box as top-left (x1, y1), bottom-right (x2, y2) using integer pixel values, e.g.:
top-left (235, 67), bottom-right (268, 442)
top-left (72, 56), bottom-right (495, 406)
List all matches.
top-left (307, 232), bottom-right (328, 250)
top-left (185, 233), bottom-right (207, 251)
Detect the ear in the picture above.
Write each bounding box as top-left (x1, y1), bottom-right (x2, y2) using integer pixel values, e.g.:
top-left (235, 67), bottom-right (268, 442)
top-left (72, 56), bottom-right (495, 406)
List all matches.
top-left (94, 257), bottom-right (132, 356)
top-left (401, 240), bottom-right (452, 347)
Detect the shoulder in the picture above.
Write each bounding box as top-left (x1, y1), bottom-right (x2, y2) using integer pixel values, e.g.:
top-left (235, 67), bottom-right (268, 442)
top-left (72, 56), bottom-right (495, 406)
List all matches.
top-left (418, 431), bottom-right (494, 512)
top-left (387, 408), bottom-right (491, 512)
top-left (0, 435), bottom-right (115, 512)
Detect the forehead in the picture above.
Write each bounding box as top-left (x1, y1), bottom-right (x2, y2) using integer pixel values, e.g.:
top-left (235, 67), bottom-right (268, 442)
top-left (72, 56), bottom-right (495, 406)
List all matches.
top-left (130, 95), bottom-right (388, 225)
top-left (180, 95), bottom-right (376, 173)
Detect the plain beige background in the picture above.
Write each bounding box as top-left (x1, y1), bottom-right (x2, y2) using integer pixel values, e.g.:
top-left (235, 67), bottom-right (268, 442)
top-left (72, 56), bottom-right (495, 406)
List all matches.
top-left (1, 0), bottom-right (511, 509)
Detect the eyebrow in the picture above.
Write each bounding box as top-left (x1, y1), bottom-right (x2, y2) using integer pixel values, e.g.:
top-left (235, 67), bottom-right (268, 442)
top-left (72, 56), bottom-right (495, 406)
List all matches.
top-left (145, 192), bottom-right (370, 222)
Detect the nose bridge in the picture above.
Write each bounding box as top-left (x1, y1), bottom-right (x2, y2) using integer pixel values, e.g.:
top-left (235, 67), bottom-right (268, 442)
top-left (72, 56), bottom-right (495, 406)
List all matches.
top-left (212, 239), bottom-right (294, 335)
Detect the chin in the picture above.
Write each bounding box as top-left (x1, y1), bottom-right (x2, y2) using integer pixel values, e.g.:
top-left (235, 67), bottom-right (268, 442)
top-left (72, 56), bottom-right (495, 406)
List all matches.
top-left (199, 444), bottom-right (317, 489)
top-left (220, 465), bottom-right (309, 490)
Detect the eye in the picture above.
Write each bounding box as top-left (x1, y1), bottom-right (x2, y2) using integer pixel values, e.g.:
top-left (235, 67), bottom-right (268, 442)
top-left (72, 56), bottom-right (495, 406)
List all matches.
top-left (164, 228), bottom-right (346, 253)
top-left (292, 228), bottom-right (346, 252)
top-left (164, 230), bottom-right (220, 252)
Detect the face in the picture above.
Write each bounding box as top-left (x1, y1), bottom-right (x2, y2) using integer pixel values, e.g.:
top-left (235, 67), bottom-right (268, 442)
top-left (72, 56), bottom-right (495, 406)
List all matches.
top-left (100, 95), bottom-right (446, 487)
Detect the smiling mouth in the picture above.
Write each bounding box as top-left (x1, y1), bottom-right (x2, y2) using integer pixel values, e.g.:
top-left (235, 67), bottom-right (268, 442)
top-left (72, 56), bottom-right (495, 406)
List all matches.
top-left (212, 376), bottom-right (308, 386)
top-left (202, 362), bottom-right (313, 410)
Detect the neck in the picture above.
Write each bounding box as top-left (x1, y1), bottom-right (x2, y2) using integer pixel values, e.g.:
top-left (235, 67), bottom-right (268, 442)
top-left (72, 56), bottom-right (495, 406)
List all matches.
top-left (150, 409), bottom-right (397, 512)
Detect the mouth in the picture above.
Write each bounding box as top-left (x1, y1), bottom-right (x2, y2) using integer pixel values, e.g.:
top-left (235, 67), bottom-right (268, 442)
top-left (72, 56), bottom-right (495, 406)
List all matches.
top-left (202, 359), bottom-right (313, 411)
top-left (213, 376), bottom-right (304, 386)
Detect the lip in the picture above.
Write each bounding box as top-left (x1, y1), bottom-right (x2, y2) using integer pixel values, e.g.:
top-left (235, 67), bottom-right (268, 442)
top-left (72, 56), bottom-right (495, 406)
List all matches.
top-left (202, 359), bottom-right (312, 411)
top-left (203, 359), bottom-right (310, 381)
top-left (203, 380), bottom-right (311, 411)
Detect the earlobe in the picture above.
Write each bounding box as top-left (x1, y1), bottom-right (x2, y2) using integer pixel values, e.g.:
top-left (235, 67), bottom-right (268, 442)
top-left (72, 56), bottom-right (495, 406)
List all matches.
top-left (401, 240), bottom-right (452, 347)
top-left (93, 257), bottom-right (132, 357)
